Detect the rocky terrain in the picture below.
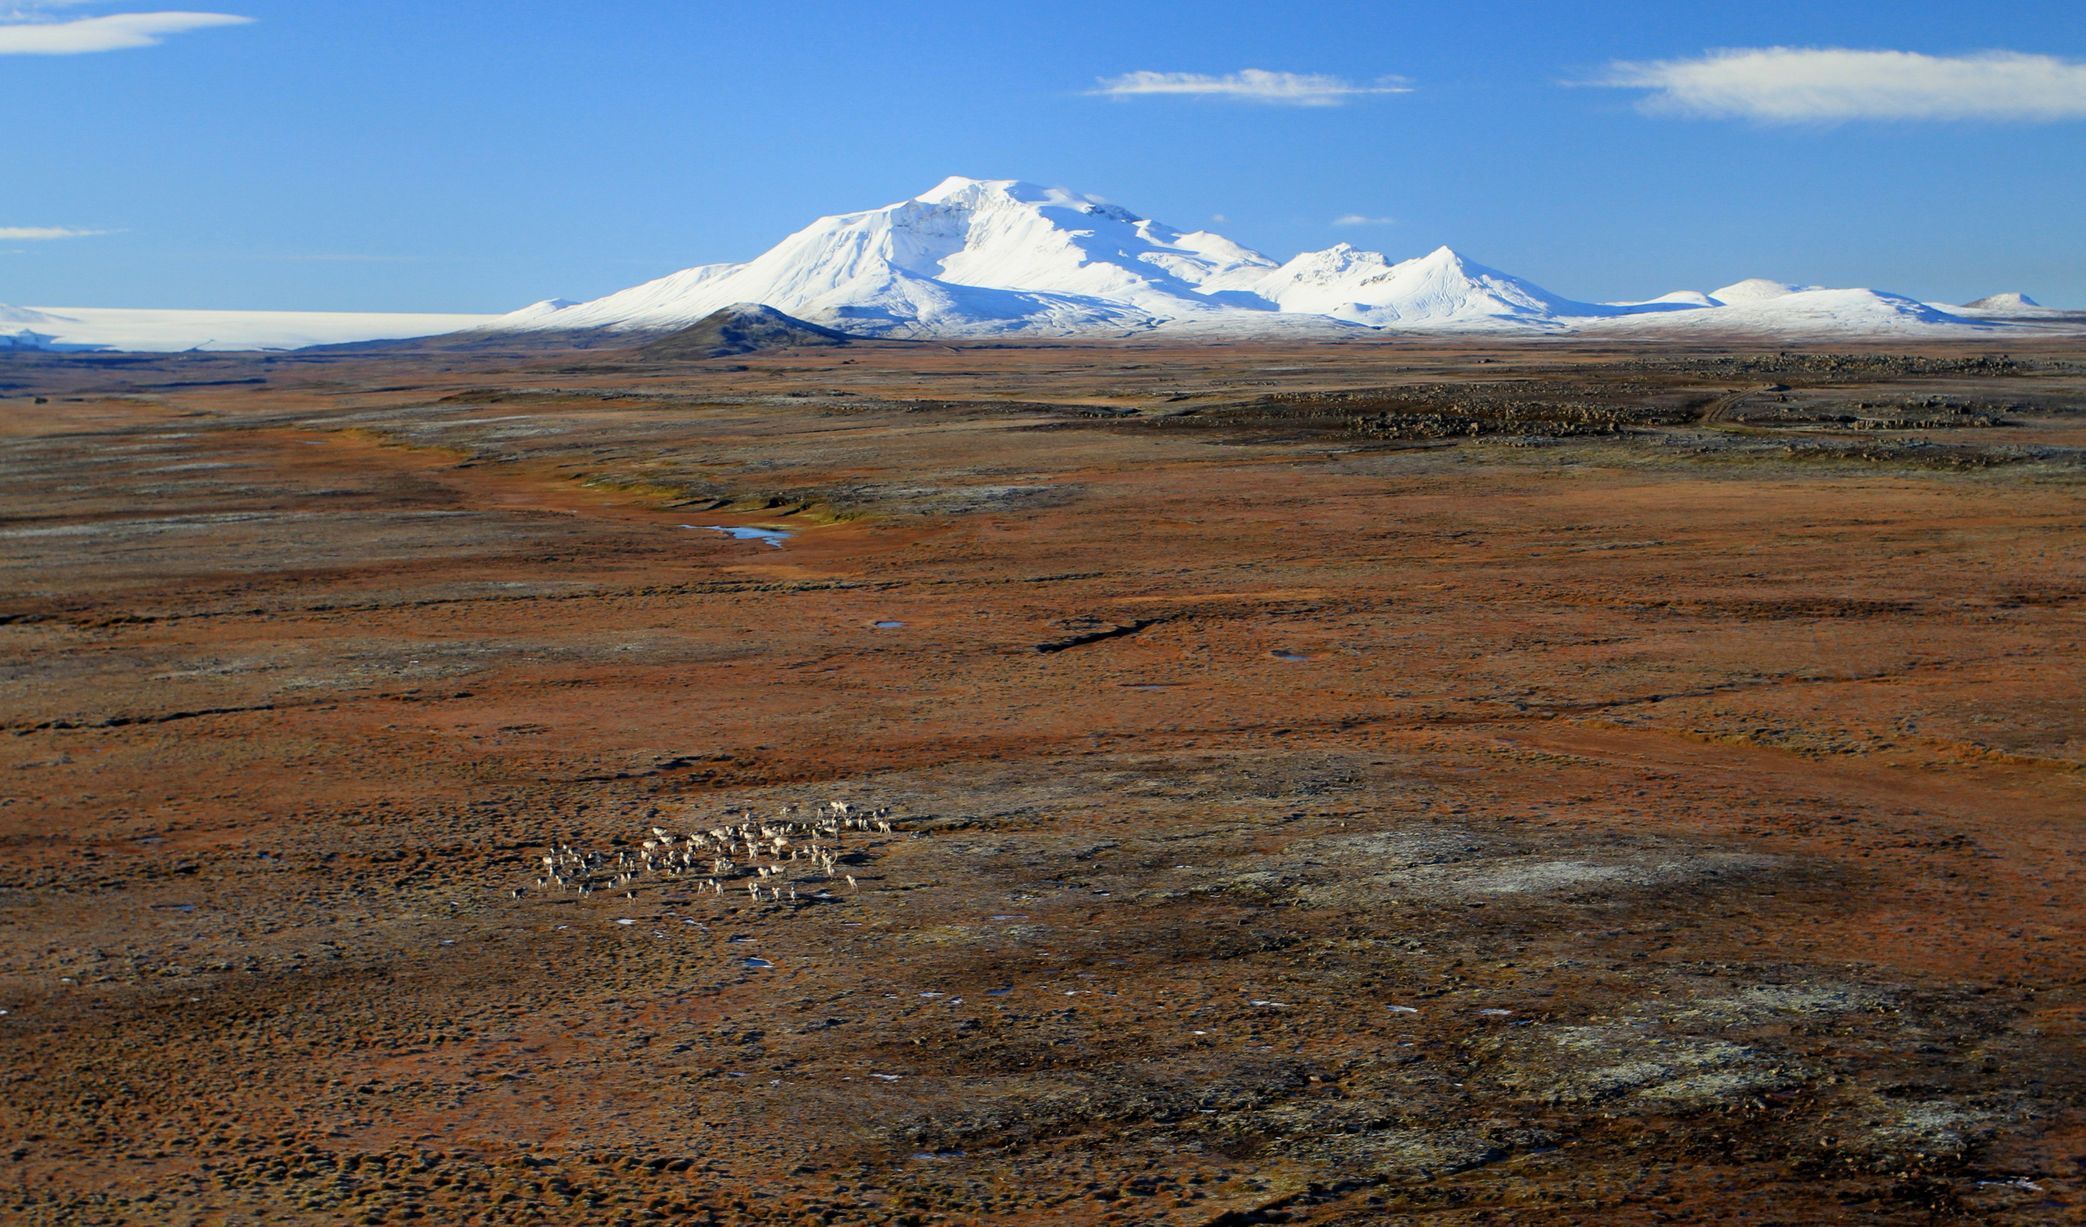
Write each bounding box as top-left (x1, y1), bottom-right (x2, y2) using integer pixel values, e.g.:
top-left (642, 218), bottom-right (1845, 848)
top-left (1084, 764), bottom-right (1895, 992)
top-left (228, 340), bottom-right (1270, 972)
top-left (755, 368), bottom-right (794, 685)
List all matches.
top-left (1, 336), bottom-right (2080, 1223)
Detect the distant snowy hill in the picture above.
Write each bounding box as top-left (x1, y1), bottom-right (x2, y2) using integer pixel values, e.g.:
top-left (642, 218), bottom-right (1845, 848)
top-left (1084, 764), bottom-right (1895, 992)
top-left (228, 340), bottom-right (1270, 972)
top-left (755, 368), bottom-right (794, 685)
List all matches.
top-left (1948, 291), bottom-right (2083, 322)
top-left (1582, 281), bottom-right (1984, 338)
top-left (2, 306), bottom-right (502, 353)
top-left (1962, 291), bottom-right (2041, 312)
top-left (2, 305), bottom-right (63, 351)
top-left (1, 305), bottom-right (70, 350)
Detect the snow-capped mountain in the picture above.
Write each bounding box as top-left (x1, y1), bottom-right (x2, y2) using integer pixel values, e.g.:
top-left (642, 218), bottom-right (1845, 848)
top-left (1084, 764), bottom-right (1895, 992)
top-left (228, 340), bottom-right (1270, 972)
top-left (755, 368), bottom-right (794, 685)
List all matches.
top-left (488, 177), bottom-right (2068, 341)
top-left (8, 178), bottom-right (2072, 352)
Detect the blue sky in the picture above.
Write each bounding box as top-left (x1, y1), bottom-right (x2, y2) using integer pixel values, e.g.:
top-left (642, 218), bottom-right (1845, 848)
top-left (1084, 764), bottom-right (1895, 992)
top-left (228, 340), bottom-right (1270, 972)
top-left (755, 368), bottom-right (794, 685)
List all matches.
top-left (3, 0), bottom-right (2083, 311)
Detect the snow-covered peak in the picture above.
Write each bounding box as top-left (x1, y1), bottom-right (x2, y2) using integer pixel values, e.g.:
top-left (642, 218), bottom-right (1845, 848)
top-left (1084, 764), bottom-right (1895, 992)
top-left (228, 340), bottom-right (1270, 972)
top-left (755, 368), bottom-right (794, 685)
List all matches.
top-left (915, 174), bottom-right (1018, 203)
top-left (1711, 278), bottom-right (1816, 305)
top-left (1232, 242), bottom-right (1594, 329)
top-left (1292, 242), bottom-right (1393, 274)
top-left (1613, 290), bottom-right (1721, 308)
top-left (1171, 229), bottom-right (1275, 270)
top-left (1959, 291), bottom-right (2046, 313)
top-left (911, 176), bottom-right (1100, 209)
top-left (502, 297), bottom-right (580, 325)
top-left (494, 176), bottom-right (1282, 337)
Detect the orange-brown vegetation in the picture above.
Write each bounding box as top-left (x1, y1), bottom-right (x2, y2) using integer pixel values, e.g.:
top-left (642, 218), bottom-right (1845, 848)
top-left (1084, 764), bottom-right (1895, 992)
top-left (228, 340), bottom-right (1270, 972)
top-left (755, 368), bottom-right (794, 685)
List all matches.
top-left (1, 337), bottom-right (2080, 1223)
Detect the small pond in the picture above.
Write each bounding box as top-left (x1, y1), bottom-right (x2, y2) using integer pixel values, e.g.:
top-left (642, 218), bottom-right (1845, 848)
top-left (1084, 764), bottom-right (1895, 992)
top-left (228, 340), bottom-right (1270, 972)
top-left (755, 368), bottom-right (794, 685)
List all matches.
top-left (682, 524), bottom-right (791, 549)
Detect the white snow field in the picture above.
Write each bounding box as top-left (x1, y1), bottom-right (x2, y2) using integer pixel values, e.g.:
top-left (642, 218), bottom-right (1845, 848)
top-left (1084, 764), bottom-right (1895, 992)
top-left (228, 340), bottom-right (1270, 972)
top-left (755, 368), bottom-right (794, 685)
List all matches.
top-left (1, 306), bottom-right (501, 353)
top-left (490, 177), bottom-right (2071, 341)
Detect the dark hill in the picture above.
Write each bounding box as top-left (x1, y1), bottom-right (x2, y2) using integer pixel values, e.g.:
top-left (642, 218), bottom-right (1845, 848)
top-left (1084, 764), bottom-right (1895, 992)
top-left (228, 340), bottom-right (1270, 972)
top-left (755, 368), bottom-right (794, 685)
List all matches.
top-left (638, 303), bottom-right (852, 359)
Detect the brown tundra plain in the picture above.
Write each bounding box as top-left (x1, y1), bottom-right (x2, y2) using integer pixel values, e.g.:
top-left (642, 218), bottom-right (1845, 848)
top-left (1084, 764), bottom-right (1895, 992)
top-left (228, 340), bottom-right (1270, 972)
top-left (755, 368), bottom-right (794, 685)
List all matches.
top-left (1, 335), bottom-right (2081, 1224)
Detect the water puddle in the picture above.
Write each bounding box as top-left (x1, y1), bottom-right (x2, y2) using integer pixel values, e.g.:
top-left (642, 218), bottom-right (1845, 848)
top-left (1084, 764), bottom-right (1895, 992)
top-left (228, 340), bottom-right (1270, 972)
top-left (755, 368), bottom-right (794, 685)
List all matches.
top-left (873, 620), bottom-right (905, 629)
top-left (1122, 682), bottom-right (1179, 691)
top-left (743, 957), bottom-right (774, 969)
top-left (682, 524), bottom-right (791, 549)
top-left (1271, 650), bottom-right (1310, 662)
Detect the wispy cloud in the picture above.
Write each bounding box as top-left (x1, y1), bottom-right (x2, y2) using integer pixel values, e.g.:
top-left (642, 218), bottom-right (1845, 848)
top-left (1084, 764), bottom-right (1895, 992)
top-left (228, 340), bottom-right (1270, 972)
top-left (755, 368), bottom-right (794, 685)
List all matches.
top-left (1595, 48), bottom-right (2086, 122)
top-left (1333, 214), bottom-right (1396, 227)
top-left (0, 225), bottom-right (115, 240)
top-left (1092, 69), bottom-right (1411, 107)
top-left (0, 10), bottom-right (252, 55)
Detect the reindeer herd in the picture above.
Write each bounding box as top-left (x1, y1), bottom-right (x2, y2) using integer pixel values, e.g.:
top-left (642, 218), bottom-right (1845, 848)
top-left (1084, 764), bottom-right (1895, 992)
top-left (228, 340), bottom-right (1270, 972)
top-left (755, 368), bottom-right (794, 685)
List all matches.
top-left (516, 800), bottom-right (901, 909)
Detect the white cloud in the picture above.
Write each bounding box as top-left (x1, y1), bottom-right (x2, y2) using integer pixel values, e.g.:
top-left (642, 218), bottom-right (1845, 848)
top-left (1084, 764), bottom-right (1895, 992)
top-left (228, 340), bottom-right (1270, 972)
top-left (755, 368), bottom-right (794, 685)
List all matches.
top-left (1333, 214), bottom-right (1396, 226)
top-left (1092, 69), bottom-right (1411, 107)
top-left (0, 225), bottom-right (113, 239)
top-left (1597, 48), bottom-right (2086, 122)
top-left (0, 10), bottom-right (252, 55)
